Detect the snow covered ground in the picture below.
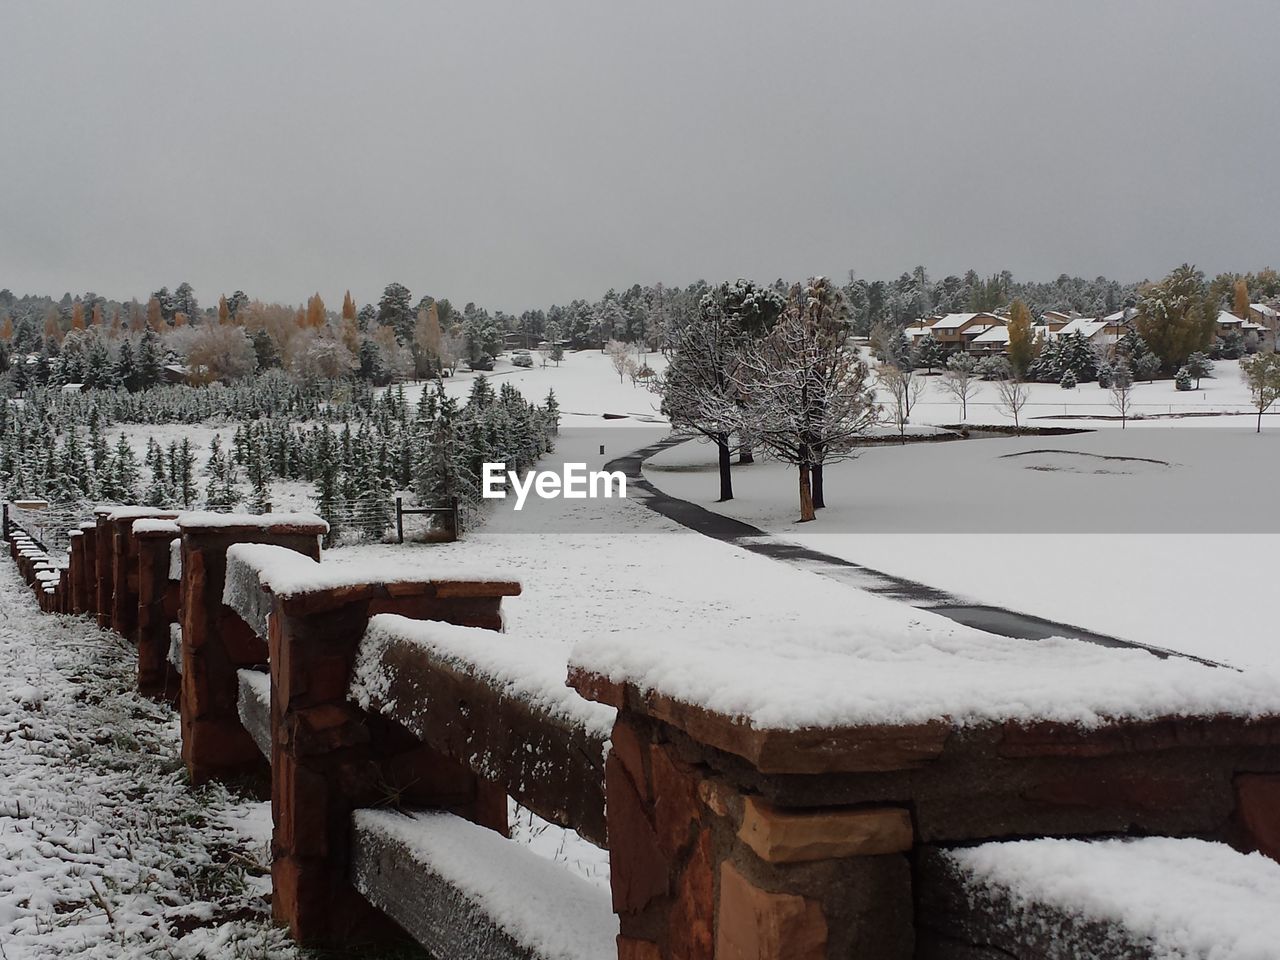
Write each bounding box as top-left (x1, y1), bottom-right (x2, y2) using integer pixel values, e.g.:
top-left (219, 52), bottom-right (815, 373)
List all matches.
top-left (0, 561), bottom-right (295, 959)
top-left (644, 428), bottom-right (1280, 670)
top-left (904, 357), bottom-right (1268, 429)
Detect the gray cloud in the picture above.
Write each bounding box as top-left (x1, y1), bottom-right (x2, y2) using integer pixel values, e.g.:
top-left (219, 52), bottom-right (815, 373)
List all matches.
top-left (2, 0), bottom-right (1276, 311)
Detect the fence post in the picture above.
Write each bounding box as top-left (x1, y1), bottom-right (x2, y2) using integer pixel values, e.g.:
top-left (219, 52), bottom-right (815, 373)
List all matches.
top-left (136, 521), bottom-right (181, 701)
top-left (178, 514), bottom-right (329, 785)
top-left (94, 508), bottom-right (114, 630)
top-left (267, 574), bottom-right (518, 946)
top-left (395, 495), bottom-right (404, 544)
top-left (2, 503), bottom-right (8, 542)
top-left (110, 509), bottom-right (179, 642)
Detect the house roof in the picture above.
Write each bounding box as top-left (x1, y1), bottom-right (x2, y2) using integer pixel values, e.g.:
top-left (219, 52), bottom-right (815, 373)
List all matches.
top-left (1251, 303), bottom-right (1278, 318)
top-left (1217, 311), bottom-right (1244, 326)
top-left (971, 325), bottom-right (1011, 344)
top-left (1057, 318), bottom-right (1111, 339)
top-left (930, 312), bottom-right (994, 331)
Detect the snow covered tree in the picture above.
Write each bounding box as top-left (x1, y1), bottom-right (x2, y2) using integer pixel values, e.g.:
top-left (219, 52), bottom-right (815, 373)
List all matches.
top-left (138, 330), bottom-right (164, 389)
top-left (1059, 369), bottom-right (1078, 389)
top-left (942, 353), bottom-right (978, 421)
top-left (878, 363), bottom-right (924, 441)
top-left (1174, 366), bottom-right (1193, 391)
top-left (1136, 351), bottom-right (1161, 383)
top-left (1185, 351), bottom-right (1212, 389)
top-left (996, 377), bottom-right (1030, 433)
top-left (605, 339), bottom-right (631, 384)
top-left (1110, 363), bottom-right (1135, 429)
top-left (377, 282), bottom-right (415, 343)
top-left (1240, 352), bottom-right (1280, 433)
top-left (734, 278), bottom-right (879, 520)
top-left (913, 334), bottom-right (945, 374)
top-left (1135, 265), bottom-right (1218, 371)
top-left (109, 435), bottom-right (140, 502)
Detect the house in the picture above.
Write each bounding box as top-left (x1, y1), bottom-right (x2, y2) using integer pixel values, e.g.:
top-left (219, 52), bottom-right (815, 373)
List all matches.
top-left (905, 316), bottom-right (941, 342)
top-left (1216, 311), bottom-right (1246, 338)
top-left (925, 312), bottom-right (1002, 350)
top-left (1249, 303), bottom-right (1278, 346)
top-left (1056, 316), bottom-right (1125, 348)
top-left (968, 324), bottom-right (1011, 356)
top-left (1041, 311), bottom-right (1076, 332)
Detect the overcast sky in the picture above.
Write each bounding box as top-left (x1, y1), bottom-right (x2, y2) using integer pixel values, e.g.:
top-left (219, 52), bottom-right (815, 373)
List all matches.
top-left (2, 1), bottom-right (1277, 313)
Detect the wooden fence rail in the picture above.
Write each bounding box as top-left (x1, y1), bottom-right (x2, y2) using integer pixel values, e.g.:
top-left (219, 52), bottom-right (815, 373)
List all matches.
top-left (7, 501), bottom-right (1280, 960)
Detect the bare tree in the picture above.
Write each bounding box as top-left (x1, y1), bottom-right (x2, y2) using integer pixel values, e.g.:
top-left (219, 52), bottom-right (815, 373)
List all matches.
top-left (1110, 362), bottom-right (1134, 429)
top-left (996, 377), bottom-right (1030, 433)
top-left (1241, 352), bottom-right (1280, 433)
top-left (734, 279), bottom-right (880, 520)
top-left (941, 352), bottom-right (979, 423)
top-left (878, 363), bottom-right (925, 441)
top-left (605, 339), bottom-right (632, 384)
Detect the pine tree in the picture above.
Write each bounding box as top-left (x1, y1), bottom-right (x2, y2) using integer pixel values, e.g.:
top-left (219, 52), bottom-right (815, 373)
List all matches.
top-left (313, 425), bottom-right (342, 545)
top-left (1175, 366), bottom-right (1193, 391)
top-left (116, 339), bottom-right (139, 391)
top-left (245, 434), bottom-right (272, 513)
top-left (544, 389), bottom-right (560, 435)
top-left (110, 435), bottom-right (141, 502)
top-left (144, 438), bottom-right (169, 506)
top-left (468, 374), bottom-right (494, 409)
top-left (176, 437), bottom-right (197, 508)
top-left (912, 334), bottom-right (945, 373)
top-left (1185, 351), bottom-right (1213, 389)
top-left (138, 330), bottom-right (164, 389)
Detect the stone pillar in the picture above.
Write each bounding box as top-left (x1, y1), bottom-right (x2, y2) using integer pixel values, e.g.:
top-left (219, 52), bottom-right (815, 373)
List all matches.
top-left (136, 522), bottom-right (181, 701)
top-left (603, 714), bottom-right (914, 960)
top-left (69, 528), bottom-right (89, 614)
top-left (109, 510), bottom-right (178, 641)
top-left (178, 515), bottom-right (328, 786)
top-left (76, 523), bottom-right (98, 617)
top-left (93, 507), bottom-right (113, 629)
top-left (266, 579), bottom-right (518, 946)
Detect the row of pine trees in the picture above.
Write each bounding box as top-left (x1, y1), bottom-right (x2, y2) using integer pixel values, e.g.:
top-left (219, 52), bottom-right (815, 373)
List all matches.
top-left (0, 375), bottom-right (559, 544)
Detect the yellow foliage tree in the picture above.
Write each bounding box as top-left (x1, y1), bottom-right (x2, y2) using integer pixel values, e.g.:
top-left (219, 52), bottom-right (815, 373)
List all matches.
top-left (341, 290), bottom-right (357, 322)
top-left (71, 302), bottom-right (86, 331)
top-left (305, 293), bottom-right (326, 329)
top-left (1234, 277), bottom-right (1250, 320)
top-left (1006, 299), bottom-right (1036, 377)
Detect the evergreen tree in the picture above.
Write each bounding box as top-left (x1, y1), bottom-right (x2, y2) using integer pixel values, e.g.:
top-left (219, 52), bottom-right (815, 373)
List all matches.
top-left (468, 374), bottom-right (495, 408)
top-left (110, 435), bottom-right (141, 502)
top-left (313, 425), bottom-right (342, 544)
top-left (1185, 351), bottom-right (1213, 388)
top-left (912, 334), bottom-right (945, 373)
top-left (138, 330), bottom-right (164, 389)
top-left (116, 339), bottom-right (139, 391)
top-left (175, 437), bottom-right (197, 506)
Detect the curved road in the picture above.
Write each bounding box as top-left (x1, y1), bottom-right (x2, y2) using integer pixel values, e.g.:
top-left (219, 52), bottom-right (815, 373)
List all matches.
top-left (606, 434), bottom-right (1223, 668)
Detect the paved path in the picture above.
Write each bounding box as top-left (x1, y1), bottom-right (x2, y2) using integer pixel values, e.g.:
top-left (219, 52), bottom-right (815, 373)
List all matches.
top-left (607, 435), bottom-right (1224, 667)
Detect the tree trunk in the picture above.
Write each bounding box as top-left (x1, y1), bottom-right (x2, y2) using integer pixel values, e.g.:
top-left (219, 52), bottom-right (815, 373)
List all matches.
top-left (798, 462), bottom-right (815, 522)
top-left (812, 462), bottom-right (825, 509)
top-left (1259, 408), bottom-right (1264, 434)
top-left (716, 434), bottom-right (734, 502)
top-left (737, 443), bottom-right (754, 465)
